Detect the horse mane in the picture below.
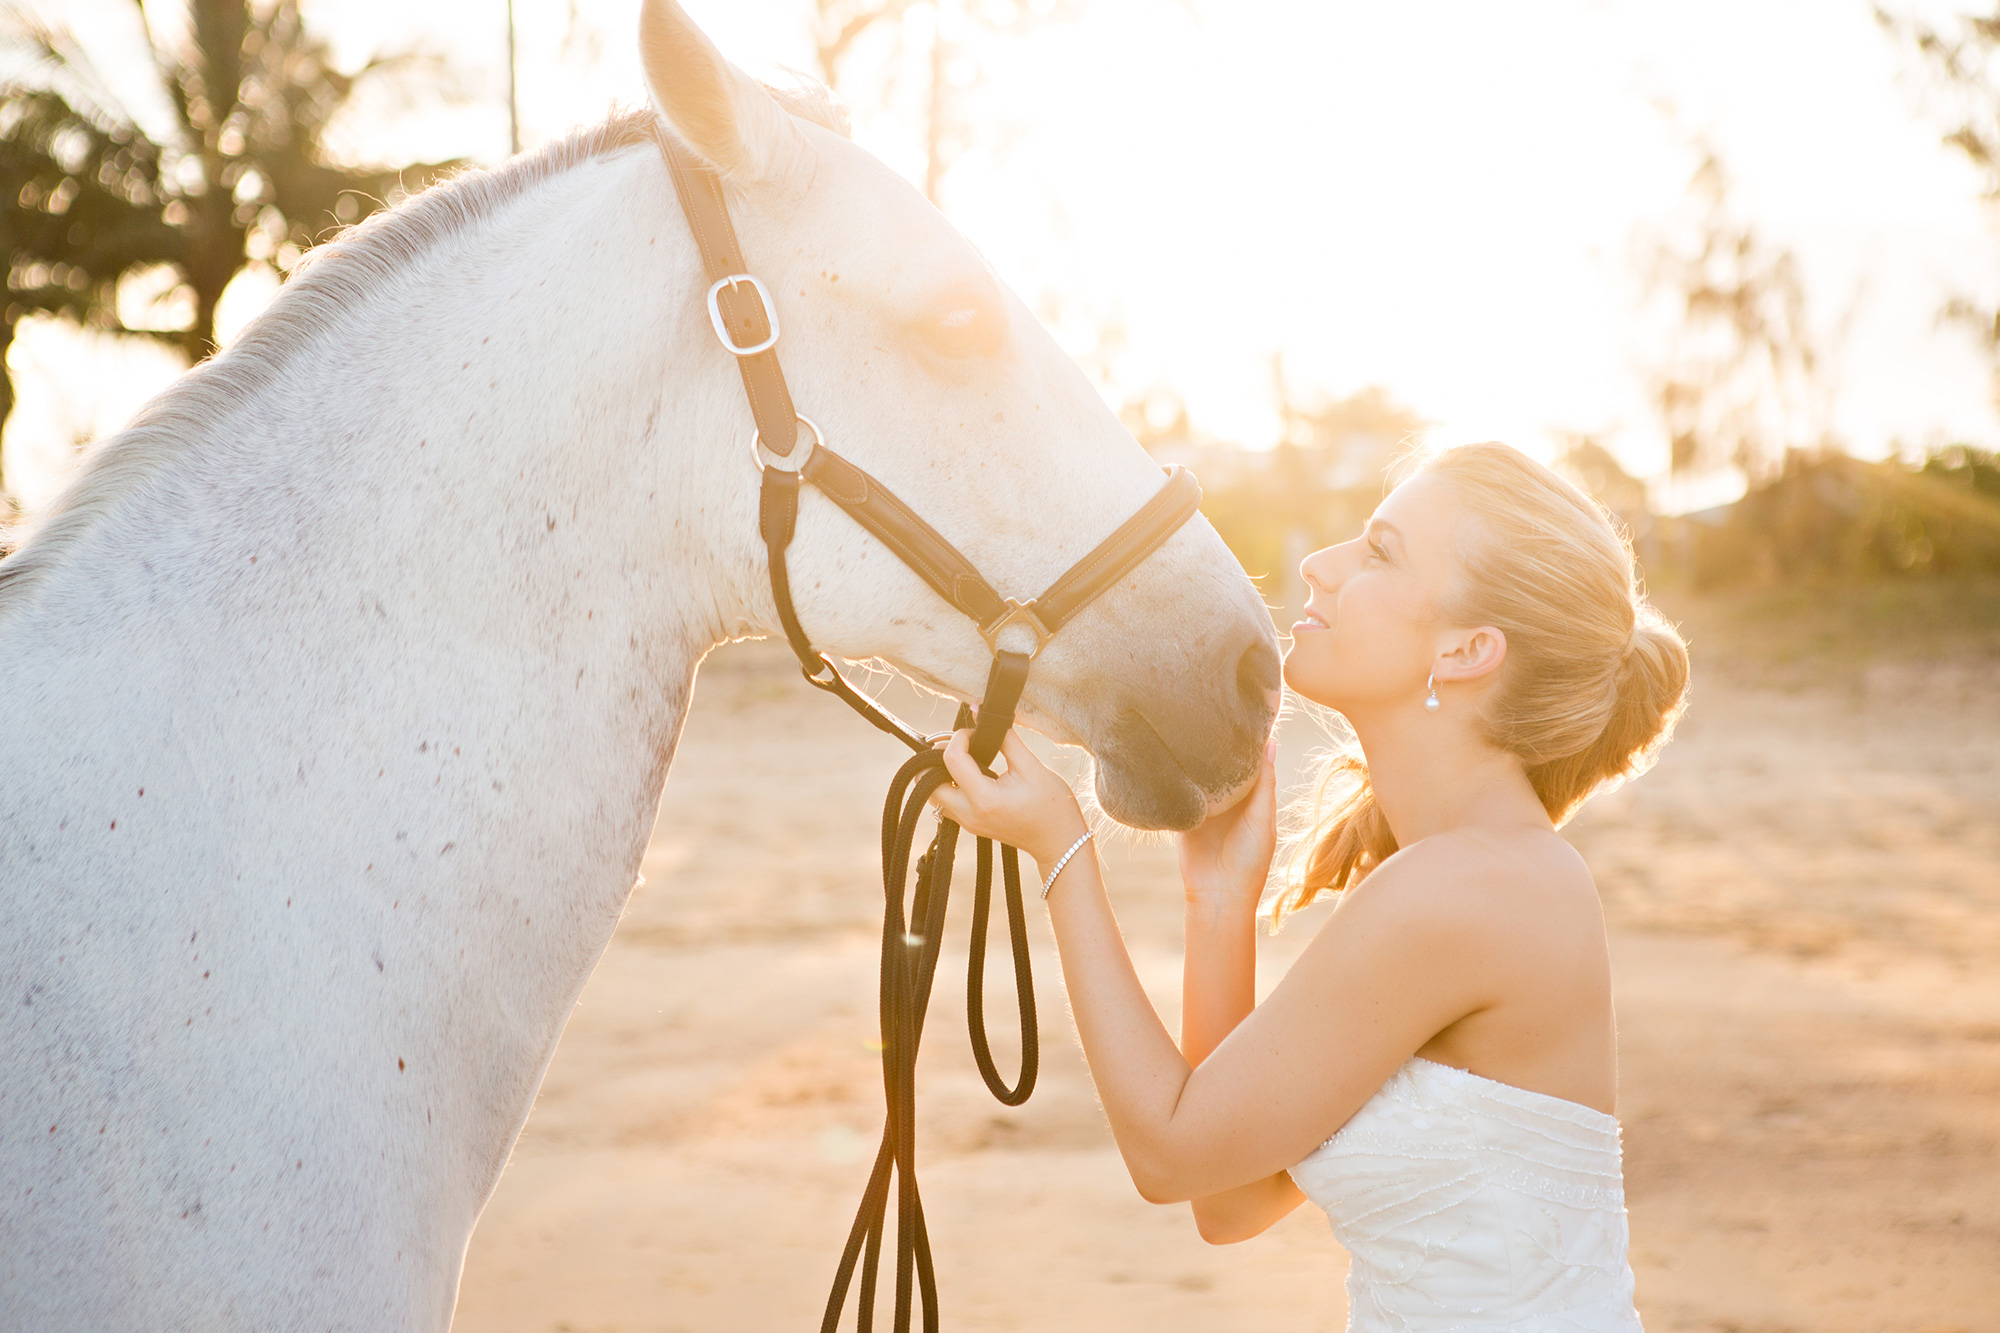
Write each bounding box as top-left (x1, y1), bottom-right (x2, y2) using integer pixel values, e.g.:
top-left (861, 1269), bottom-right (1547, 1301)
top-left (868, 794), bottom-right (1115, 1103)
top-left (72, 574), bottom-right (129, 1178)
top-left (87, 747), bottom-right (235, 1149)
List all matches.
top-left (0, 85), bottom-right (847, 621)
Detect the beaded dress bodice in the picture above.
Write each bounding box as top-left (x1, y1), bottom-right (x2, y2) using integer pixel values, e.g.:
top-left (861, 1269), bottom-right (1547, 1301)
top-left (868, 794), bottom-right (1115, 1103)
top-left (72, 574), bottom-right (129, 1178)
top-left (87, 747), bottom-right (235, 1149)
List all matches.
top-left (1288, 1058), bottom-right (1643, 1332)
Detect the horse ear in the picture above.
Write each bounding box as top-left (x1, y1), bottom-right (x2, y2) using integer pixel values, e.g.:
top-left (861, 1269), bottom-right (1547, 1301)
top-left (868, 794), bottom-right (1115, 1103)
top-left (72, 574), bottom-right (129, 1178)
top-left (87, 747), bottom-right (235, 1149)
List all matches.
top-left (638, 0), bottom-right (801, 180)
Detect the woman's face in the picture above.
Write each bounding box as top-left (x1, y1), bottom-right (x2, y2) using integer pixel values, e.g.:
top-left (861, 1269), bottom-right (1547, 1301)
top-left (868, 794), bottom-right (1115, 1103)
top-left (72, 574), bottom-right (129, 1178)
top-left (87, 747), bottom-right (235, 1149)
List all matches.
top-left (1283, 471), bottom-right (1467, 715)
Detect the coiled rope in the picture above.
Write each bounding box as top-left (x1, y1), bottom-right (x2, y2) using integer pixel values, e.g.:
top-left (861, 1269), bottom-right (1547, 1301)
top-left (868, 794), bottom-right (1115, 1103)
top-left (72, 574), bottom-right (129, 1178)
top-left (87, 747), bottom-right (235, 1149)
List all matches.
top-left (819, 705), bottom-right (1039, 1333)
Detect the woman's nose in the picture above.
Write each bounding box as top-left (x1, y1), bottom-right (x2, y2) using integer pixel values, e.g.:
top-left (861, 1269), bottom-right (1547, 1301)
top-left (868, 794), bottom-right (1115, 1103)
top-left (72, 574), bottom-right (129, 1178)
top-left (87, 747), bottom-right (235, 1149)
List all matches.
top-left (1300, 545), bottom-right (1341, 594)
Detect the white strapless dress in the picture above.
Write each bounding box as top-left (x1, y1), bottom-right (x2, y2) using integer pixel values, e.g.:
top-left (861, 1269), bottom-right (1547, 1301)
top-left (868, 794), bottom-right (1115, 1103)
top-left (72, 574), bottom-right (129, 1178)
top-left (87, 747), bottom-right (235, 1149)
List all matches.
top-left (1288, 1057), bottom-right (1643, 1332)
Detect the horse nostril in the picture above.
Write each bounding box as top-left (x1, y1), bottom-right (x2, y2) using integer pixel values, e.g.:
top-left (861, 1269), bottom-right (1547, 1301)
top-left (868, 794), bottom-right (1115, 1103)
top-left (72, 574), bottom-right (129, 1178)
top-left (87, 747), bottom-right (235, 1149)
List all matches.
top-left (1235, 637), bottom-right (1281, 711)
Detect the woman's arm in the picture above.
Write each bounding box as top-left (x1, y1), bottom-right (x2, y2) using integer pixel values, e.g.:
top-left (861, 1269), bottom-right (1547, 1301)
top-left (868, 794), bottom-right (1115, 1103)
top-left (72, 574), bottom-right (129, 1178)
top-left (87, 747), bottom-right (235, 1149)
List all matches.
top-left (1179, 894), bottom-right (1306, 1242)
top-left (1176, 748), bottom-right (1305, 1243)
top-left (931, 729), bottom-right (1501, 1205)
top-left (1176, 743), bottom-right (1275, 1065)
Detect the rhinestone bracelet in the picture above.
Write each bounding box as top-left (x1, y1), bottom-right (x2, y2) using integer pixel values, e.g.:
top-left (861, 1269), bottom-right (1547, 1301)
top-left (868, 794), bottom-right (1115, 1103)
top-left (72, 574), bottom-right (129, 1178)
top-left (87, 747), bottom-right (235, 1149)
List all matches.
top-left (1040, 829), bottom-right (1095, 900)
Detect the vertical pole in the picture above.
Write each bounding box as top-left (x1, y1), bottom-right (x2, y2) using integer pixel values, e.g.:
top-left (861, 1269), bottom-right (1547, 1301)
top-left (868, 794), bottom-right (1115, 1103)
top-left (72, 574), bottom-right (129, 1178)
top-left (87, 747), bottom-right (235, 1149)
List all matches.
top-left (506, 0), bottom-right (521, 157)
top-left (923, 13), bottom-right (946, 206)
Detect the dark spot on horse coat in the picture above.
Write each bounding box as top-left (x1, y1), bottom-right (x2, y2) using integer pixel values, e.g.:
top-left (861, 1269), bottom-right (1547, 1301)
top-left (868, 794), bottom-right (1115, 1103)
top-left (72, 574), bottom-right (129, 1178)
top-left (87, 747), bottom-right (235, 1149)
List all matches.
top-left (398, 1058), bottom-right (405, 1071)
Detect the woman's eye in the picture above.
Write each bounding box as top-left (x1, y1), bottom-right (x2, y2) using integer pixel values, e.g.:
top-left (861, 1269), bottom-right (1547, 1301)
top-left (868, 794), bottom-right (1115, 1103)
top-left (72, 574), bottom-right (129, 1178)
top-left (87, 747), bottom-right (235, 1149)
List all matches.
top-left (1366, 541), bottom-right (1388, 563)
top-left (924, 302), bottom-right (1005, 358)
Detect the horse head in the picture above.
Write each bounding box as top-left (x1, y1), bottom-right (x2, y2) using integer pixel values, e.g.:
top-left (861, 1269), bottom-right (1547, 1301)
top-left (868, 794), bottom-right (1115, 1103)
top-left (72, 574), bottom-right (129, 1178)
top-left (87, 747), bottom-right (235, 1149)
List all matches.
top-left (640, 0), bottom-right (1279, 830)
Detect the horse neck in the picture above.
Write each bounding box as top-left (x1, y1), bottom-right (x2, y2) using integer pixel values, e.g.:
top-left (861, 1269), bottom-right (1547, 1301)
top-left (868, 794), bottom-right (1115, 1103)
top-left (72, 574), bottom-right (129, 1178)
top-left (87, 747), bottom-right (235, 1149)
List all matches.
top-left (252, 141), bottom-right (767, 658)
top-left (9, 140), bottom-right (767, 1203)
top-left (236, 147), bottom-right (771, 961)
top-left (159, 141), bottom-right (759, 857)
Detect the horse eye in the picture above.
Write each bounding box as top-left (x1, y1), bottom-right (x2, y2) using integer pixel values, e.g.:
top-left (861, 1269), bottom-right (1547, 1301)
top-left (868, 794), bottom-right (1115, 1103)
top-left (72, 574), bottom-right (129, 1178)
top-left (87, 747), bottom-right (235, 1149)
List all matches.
top-left (925, 303), bottom-right (1004, 358)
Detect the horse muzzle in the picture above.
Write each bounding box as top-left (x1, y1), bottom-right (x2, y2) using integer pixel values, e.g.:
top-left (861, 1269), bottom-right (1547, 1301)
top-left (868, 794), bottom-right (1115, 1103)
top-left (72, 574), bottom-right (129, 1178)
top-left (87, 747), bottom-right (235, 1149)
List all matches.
top-left (1086, 630), bottom-right (1281, 832)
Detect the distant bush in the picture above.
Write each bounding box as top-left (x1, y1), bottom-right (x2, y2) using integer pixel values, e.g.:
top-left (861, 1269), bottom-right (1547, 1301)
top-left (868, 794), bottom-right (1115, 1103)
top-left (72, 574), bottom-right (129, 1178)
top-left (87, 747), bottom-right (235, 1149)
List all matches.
top-left (1656, 448), bottom-right (2000, 589)
top-left (1137, 384), bottom-right (1423, 596)
top-left (1195, 451), bottom-right (1381, 591)
top-left (1919, 444), bottom-right (2000, 502)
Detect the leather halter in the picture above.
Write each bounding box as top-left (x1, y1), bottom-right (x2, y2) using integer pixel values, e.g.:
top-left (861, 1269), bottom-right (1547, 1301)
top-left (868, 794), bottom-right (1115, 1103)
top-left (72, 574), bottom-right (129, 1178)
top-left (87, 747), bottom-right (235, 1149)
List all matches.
top-left (653, 120), bottom-right (1202, 1333)
top-left (654, 123), bottom-right (1201, 766)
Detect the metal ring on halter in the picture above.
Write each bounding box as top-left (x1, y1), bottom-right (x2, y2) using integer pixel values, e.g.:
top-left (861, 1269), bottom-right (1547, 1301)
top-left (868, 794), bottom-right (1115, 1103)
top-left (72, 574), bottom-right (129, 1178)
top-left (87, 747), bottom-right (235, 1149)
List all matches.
top-left (750, 413), bottom-right (823, 473)
top-left (978, 598), bottom-right (1054, 659)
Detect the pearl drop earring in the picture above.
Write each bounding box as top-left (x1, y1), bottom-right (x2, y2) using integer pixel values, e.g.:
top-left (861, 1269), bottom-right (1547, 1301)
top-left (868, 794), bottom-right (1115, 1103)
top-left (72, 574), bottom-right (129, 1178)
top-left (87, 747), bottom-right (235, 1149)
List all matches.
top-left (1424, 673), bottom-right (1441, 712)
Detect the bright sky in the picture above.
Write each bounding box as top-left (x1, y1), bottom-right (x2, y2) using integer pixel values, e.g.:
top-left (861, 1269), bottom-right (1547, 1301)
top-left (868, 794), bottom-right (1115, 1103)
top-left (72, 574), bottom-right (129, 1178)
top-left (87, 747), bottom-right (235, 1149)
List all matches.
top-left (9, 0), bottom-right (1998, 513)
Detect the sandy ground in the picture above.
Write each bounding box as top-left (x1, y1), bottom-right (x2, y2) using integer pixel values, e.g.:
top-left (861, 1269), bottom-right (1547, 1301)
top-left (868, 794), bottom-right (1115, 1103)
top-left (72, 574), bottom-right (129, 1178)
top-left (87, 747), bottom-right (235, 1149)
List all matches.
top-left (452, 636), bottom-right (2000, 1333)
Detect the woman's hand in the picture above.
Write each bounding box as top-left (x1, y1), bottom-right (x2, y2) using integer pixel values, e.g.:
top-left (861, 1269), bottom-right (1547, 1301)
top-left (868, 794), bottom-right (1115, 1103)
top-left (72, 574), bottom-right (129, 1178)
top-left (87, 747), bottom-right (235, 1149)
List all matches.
top-left (931, 728), bottom-right (1089, 868)
top-left (1177, 739), bottom-right (1277, 918)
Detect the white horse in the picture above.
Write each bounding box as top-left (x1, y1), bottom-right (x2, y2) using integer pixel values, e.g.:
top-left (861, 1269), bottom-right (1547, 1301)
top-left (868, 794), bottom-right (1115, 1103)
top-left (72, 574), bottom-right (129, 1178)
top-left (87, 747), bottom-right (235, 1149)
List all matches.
top-left (0, 3), bottom-right (1277, 1327)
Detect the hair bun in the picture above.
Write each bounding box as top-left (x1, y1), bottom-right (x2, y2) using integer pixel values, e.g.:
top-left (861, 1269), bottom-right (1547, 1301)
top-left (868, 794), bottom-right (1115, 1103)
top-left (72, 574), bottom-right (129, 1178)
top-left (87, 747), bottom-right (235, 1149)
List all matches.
top-left (1608, 614), bottom-right (1690, 770)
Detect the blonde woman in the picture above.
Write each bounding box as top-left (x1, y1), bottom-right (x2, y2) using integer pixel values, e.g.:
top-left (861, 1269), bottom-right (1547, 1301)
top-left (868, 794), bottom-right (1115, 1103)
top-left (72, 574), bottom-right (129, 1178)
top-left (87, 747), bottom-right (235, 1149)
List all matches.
top-left (932, 442), bottom-right (1688, 1330)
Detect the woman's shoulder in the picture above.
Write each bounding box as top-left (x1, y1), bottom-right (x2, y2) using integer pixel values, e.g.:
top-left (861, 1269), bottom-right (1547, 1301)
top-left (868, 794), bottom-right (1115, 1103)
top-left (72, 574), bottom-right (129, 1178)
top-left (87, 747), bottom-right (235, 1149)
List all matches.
top-left (1339, 826), bottom-right (1596, 936)
top-left (1314, 829), bottom-right (1611, 1059)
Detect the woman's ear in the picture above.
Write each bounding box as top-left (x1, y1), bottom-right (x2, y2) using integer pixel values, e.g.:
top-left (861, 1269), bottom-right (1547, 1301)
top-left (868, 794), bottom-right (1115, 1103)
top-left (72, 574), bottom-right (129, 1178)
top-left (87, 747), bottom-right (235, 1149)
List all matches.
top-left (1434, 626), bottom-right (1508, 684)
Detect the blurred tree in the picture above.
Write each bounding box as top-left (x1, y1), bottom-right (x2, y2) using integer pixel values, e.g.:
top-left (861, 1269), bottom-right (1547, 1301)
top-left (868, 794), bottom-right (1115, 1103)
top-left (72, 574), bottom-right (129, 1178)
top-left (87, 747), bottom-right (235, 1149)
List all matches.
top-left (810, 0), bottom-right (1151, 432)
top-left (1557, 435), bottom-right (1649, 520)
top-left (1116, 384), bottom-right (1188, 451)
top-left (1919, 442), bottom-right (2000, 501)
top-left (1168, 376), bottom-right (1425, 597)
top-left (1274, 356), bottom-right (1425, 493)
top-left (0, 0), bottom-right (461, 494)
top-left (1876, 5), bottom-right (2000, 405)
top-left (809, 0), bottom-right (1084, 206)
top-left (1558, 434), bottom-right (1650, 526)
top-left (1635, 142), bottom-right (1828, 481)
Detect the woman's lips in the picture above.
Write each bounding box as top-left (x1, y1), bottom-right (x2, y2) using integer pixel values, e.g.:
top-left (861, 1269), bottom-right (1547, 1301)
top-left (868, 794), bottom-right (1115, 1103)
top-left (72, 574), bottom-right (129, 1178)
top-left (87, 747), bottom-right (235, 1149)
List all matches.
top-left (1292, 608), bottom-right (1329, 633)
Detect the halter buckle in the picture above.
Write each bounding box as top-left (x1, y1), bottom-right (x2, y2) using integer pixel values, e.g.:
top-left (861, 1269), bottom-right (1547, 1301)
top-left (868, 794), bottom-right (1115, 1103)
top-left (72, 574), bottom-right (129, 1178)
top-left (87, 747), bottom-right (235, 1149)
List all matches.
top-left (751, 414), bottom-right (823, 473)
top-left (707, 273), bottom-right (780, 356)
top-left (979, 598), bottom-right (1054, 659)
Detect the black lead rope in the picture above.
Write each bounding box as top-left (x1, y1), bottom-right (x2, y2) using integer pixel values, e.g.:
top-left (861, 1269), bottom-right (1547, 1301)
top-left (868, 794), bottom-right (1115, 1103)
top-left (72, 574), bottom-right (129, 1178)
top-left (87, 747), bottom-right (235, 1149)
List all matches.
top-left (651, 117), bottom-right (1198, 1332)
top-left (818, 730), bottom-right (1039, 1333)
top-left (772, 428), bottom-right (1039, 1331)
